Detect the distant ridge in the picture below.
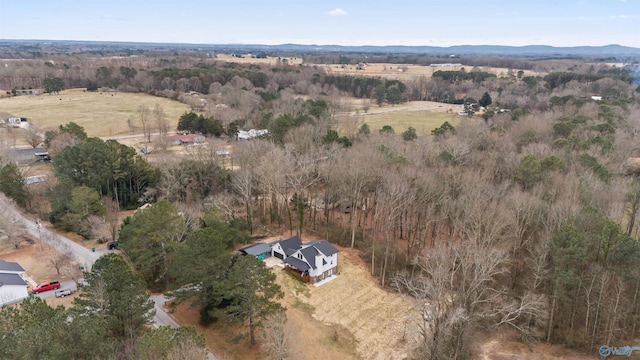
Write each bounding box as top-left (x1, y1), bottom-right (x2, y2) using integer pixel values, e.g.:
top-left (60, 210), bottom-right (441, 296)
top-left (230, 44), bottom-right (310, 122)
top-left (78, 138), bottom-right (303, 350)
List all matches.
top-left (1, 39), bottom-right (640, 56)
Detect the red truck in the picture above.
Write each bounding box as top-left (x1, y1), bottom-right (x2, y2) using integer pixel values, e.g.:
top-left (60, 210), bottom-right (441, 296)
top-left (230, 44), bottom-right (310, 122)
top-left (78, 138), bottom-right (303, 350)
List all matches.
top-left (31, 281), bottom-right (61, 294)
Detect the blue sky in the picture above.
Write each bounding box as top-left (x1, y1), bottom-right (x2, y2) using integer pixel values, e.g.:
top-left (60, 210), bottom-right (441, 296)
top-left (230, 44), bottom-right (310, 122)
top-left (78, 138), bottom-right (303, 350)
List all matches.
top-left (1, 0), bottom-right (639, 47)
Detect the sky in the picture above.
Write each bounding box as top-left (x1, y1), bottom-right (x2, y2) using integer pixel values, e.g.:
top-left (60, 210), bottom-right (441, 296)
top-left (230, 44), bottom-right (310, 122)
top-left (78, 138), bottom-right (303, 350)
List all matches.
top-left (0, 0), bottom-right (639, 48)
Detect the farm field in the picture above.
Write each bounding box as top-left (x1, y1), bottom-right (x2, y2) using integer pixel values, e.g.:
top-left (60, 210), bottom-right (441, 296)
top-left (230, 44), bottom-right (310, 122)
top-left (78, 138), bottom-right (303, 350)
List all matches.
top-left (0, 88), bottom-right (190, 138)
top-left (314, 62), bottom-right (546, 81)
top-left (339, 106), bottom-right (463, 136)
top-left (215, 53), bottom-right (303, 65)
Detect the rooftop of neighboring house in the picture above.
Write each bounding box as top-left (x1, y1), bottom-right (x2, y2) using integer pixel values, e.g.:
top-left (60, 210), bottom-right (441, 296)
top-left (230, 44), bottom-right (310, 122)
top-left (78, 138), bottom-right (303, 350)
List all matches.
top-left (0, 260), bottom-right (25, 273)
top-left (0, 273), bottom-right (27, 287)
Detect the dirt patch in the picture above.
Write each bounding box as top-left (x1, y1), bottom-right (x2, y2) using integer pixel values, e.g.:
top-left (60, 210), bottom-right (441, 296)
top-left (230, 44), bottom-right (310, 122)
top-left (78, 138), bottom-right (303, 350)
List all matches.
top-left (298, 246), bottom-right (418, 360)
top-left (0, 243), bottom-right (71, 283)
top-left (169, 300), bottom-right (257, 360)
top-left (473, 330), bottom-right (601, 360)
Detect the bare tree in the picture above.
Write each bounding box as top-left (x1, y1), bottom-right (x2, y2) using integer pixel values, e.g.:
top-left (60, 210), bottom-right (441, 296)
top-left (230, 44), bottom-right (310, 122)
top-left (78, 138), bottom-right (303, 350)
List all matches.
top-left (259, 311), bottom-right (290, 360)
top-left (166, 337), bottom-right (208, 360)
top-left (80, 215), bottom-right (106, 240)
top-left (22, 123), bottom-right (43, 148)
top-left (336, 144), bottom-right (379, 248)
top-left (393, 229), bottom-right (509, 360)
top-left (0, 208), bottom-right (25, 248)
top-left (138, 104), bottom-right (151, 143)
top-left (153, 104), bottom-right (169, 150)
top-left (232, 167), bottom-right (255, 235)
top-left (63, 262), bottom-right (84, 286)
top-left (378, 170), bottom-right (415, 287)
top-left (104, 198), bottom-right (120, 242)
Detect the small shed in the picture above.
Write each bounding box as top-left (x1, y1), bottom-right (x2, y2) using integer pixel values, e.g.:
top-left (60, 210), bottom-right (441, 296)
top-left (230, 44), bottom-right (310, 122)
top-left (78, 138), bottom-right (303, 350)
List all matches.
top-left (239, 243), bottom-right (272, 260)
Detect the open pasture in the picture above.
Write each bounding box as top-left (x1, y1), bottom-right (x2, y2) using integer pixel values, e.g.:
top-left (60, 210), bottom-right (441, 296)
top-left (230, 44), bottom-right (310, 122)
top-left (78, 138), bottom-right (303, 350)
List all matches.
top-left (338, 100), bottom-right (463, 136)
top-left (0, 88), bottom-right (190, 137)
top-left (317, 62), bottom-right (545, 81)
top-left (215, 53), bottom-right (303, 66)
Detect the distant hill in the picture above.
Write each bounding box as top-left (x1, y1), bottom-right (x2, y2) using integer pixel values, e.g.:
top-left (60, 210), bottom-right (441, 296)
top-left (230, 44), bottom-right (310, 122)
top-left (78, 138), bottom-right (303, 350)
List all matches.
top-left (1, 39), bottom-right (639, 57)
top-left (227, 43), bottom-right (640, 56)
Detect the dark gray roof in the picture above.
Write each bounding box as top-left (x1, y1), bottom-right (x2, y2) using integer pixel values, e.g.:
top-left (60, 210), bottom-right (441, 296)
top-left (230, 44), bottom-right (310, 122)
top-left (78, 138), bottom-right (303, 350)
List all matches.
top-left (0, 260), bottom-right (25, 272)
top-left (280, 235), bottom-right (302, 256)
top-left (284, 257), bottom-right (310, 272)
top-left (299, 247), bottom-right (318, 269)
top-left (0, 273), bottom-right (27, 287)
top-left (307, 240), bottom-right (339, 256)
top-left (239, 243), bottom-right (272, 256)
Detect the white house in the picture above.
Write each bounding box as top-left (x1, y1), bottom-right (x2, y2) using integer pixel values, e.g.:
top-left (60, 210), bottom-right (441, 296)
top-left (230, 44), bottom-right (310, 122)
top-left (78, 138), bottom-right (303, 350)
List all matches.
top-left (271, 236), bottom-right (339, 284)
top-left (0, 274), bottom-right (29, 305)
top-left (0, 260), bottom-right (28, 306)
top-left (271, 235), bottom-right (302, 260)
top-left (237, 129), bottom-right (268, 140)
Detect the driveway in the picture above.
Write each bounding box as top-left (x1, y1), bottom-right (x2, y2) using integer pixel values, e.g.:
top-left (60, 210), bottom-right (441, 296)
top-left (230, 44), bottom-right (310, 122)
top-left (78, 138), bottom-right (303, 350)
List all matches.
top-left (0, 194), bottom-right (217, 359)
top-left (264, 256), bottom-right (284, 268)
top-left (33, 279), bottom-right (77, 299)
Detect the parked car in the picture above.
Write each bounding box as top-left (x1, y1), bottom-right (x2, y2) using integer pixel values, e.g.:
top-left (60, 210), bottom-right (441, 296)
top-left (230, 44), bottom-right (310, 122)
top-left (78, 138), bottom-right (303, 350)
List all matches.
top-left (32, 281), bottom-right (61, 294)
top-left (107, 241), bottom-right (118, 250)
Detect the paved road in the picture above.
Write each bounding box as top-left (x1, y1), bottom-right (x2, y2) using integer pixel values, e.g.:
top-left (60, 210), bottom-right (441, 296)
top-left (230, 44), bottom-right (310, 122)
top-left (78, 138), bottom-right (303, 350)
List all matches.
top-left (0, 194), bottom-right (217, 359)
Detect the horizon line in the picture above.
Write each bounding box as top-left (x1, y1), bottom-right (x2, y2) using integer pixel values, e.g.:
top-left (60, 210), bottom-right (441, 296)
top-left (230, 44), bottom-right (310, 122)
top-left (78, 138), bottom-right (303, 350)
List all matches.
top-left (0, 38), bottom-right (638, 50)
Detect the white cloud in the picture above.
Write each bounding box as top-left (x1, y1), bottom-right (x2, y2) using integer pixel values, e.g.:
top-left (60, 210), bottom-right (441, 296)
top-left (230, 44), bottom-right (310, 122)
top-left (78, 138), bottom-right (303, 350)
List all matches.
top-left (328, 8), bottom-right (347, 16)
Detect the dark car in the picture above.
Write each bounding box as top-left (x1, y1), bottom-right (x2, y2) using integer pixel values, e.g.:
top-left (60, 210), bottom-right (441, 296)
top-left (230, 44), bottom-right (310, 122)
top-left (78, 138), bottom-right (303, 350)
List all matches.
top-left (107, 241), bottom-right (118, 250)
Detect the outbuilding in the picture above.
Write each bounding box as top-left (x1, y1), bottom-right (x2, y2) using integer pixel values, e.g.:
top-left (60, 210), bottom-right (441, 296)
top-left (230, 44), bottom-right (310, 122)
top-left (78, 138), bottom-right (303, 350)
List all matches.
top-left (239, 242), bottom-right (272, 260)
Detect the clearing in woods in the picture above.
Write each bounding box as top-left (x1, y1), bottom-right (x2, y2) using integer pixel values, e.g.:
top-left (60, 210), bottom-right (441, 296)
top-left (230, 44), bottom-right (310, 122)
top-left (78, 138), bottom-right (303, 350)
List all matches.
top-left (0, 88), bottom-right (190, 138)
top-left (335, 99), bottom-right (464, 135)
top-left (169, 234), bottom-right (419, 360)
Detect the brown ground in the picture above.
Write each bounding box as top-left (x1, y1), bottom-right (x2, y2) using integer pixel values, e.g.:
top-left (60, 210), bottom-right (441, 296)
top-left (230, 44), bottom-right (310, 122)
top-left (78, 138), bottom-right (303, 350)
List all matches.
top-left (0, 243), bottom-right (74, 284)
top-left (474, 331), bottom-right (602, 360)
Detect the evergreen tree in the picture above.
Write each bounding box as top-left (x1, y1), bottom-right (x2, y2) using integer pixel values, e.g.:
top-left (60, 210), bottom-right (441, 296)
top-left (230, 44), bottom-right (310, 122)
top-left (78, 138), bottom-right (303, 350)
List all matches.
top-left (73, 253), bottom-right (155, 339)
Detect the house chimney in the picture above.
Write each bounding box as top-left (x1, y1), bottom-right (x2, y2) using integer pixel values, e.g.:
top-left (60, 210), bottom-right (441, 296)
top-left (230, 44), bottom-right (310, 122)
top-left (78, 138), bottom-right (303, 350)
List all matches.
top-left (315, 253), bottom-right (323, 271)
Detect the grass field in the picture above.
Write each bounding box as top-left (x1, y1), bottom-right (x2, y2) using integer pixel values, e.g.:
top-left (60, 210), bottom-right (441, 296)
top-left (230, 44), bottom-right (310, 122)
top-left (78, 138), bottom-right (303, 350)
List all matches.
top-left (216, 53), bottom-right (303, 66)
top-left (359, 110), bottom-right (460, 136)
top-left (316, 62), bottom-right (546, 82)
top-left (0, 89), bottom-right (190, 137)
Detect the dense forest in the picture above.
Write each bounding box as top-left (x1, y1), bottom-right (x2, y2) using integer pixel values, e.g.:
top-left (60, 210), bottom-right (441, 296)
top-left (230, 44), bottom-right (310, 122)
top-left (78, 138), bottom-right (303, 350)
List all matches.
top-left (1, 44), bottom-right (640, 359)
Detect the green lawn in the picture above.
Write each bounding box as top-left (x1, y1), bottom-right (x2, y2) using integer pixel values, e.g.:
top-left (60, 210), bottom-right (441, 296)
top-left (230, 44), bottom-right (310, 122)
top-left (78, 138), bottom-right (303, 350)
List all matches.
top-left (352, 110), bottom-right (461, 137)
